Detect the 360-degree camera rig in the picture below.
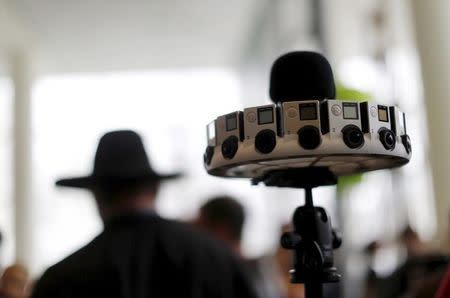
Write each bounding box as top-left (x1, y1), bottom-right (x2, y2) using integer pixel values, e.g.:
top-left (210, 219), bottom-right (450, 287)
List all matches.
top-left (203, 51), bottom-right (411, 298)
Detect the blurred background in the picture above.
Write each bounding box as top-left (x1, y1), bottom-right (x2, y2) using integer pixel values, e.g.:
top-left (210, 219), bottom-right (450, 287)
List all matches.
top-left (0, 0), bottom-right (449, 297)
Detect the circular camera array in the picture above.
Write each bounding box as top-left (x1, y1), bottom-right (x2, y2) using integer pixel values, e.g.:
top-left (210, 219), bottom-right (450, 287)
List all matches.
top-left (204, 99), bottom-right (411, 178)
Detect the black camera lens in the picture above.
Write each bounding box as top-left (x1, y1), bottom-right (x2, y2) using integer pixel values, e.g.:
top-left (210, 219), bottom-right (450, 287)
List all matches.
top-left (255, 129), bottom-right (276, 154)
top-left (379, 128), bottom-right (396, 150)
top-left (204, 146), bottom-right (215, 165)
top-left (221, 136), bottom-right (239, 159)
top-left (342, 125), bottom-right (364, 149)
top-left (401, 134), bottom-right (411, 154)
top-left (298, 126), bottom-right (321, 150)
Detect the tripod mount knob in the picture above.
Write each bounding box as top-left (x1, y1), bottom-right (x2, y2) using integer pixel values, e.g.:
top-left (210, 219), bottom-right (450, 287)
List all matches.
top-left (281, 232), bottom-right (302, 249)
top-left (332, 229), bottom-right (342, 249)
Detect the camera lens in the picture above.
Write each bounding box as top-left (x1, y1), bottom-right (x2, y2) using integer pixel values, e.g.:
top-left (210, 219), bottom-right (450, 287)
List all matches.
top-left (221, 136), bottom-right (239, 159)
top-left (255, 129), bottom-right (276, 154)
top-left (379, 128), bottom-right (396, 150)
top-left (401, 135), bottom-right (411, 154)
top-left (342, 125), bottom-right (364, 149)
top-left (298, 126), bottom-right (321, 150)
top-left (204, 146), bottom-right (214, 165)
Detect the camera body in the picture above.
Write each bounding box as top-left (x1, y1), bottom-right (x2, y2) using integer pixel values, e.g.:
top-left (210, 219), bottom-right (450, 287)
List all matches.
top-left (360, 102), bottom-right (396, 151)
top-left (390, 106), bottom-right (411, 154)
top-left (322, 100), bottom-right (365, 149)
top-left (243, 104), bottom-right (278, 154)
top-left (204, 99), bottom-right (411, 178)
top-left (206, 121), bottom-right (216, 147)
top-left (282, 100), bottom-right (322, 150)
top-left (204, 121), bottom-right (217, 165)
top-left (215, 111), bottom-right (244, 160)
top-left (216, 111), bottom-right (244, 144)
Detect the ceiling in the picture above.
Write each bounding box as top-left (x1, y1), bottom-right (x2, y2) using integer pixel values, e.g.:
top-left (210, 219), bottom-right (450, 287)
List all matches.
top-left (7, 0), bottom-right (259, 74)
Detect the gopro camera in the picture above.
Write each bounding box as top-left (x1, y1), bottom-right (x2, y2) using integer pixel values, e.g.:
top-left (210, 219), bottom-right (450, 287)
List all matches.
top-left (321, 100), bottom-right (365, 149)
top-left (390, 106), bottom-right (411, 154)
top-left (216, 111), bottom-right (244, 159)
top-left (204, 121), bottom-right (216, 165)
top-left (360, 103), bottom-right (396, 151)
top-left (282, 100), bottom-right (322, 150)
top-left (243, 104), bottom-right (278, 154)
top-left (206, 121), bottom-right (216, 147)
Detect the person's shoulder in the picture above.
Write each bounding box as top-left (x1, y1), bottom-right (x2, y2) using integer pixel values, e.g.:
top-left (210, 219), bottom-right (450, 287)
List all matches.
top-left (32, 236), bottom-right (104, 297)
top-left (156, 218), bottom-right (258, 295)
top-left (55, 234), bottom-right (105, 270)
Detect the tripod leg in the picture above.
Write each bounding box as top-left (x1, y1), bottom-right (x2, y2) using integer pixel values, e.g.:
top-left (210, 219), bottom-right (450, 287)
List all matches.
top-left (304, 187), bottom-right (313, 207)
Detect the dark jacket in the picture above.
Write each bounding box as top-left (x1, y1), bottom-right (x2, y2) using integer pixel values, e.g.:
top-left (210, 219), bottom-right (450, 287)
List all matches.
top-left (32, 213), bottom-right (257, 298)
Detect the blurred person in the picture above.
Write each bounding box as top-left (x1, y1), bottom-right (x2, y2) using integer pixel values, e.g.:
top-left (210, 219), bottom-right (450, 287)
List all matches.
top-left (0, 264), bottom-right (29, 298)
top-left (0, 230), bottom-right (2, 270)
top-left (194, 196), bottom-right (245, 256)
top-left (380, 226), bottom-right (450, 298)
top-left (436, 214), bottom-right (450, 297)
top-left (32, 130), bottom-right (257, 298)
top-left (402, 226), bottom-right (431, 258)
top-left (362, 241), bottom-right (383, 298)
top-left (435, 265), bottom-right (450, 298)
top-left (194, 196), bottom-right (282, 298)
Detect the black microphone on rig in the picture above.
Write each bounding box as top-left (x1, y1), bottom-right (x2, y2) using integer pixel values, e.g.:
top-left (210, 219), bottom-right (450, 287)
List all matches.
top-left (269, 51), bottom-right (336, 103)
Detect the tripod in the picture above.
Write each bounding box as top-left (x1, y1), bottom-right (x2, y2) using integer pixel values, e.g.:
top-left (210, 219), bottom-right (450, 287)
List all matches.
top-left (253, 167), bottom-right (342, 298)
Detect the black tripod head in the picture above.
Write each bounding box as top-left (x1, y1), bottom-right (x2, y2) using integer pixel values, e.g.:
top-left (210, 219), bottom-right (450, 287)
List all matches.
top-left (281, 186), bottom-right (342, 285)
top-left (254, 167), bottom-right (342, 296)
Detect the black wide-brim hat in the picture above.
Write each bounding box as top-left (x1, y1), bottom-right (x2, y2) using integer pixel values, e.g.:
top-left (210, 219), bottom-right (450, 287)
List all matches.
top-left (56, 130), bottom-right (180, 189)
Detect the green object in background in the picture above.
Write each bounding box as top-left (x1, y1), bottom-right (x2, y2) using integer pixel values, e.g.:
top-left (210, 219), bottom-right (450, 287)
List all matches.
top-left (335, 83), bottom-right (371, 194)
top-left (337, 174), bottom-right (363, 194)
top-left (336, 84), bottom-right (372, 103)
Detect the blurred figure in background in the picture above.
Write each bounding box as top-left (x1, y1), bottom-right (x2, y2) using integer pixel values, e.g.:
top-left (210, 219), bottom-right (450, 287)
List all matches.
top-left (0, 230), bottom-right (31, 298)
top-left (194, 196), bottom-right (245, 256)
top-left (32, 130), bottom-right (257, 298)
top-left (194, 196), bottom-right (283, 298)
top-left (402, 226), bottom-right (432, 259)
top-left (362, 241), bottom-right (382, 298)
top-left (0, 230), bottom-right (2, 270)
top-left (435, 265), bottom-right (450, 298)
top-left (380, 226), bottom-right (449, 298)
top-left (0, 264), bottom-right (29, 298)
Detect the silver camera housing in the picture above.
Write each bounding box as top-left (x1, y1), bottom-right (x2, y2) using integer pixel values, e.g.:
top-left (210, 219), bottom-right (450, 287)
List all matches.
top-left (389, 106), bottom-right (411, 154)
top-left (243, 104), bottom-right (278, 140)
top-left (360, 102), bottom-right (397, 151)
top-left (206, 121), bottom-right (216, 147)
top-left (215, 111), bottom-right (244, 145)
top-left (282, 100), bottom-right (321, 136)
top-left (360, 102), bottom-right (392, 135)
top-left (204, 99), bottom-right (411, 178)
top-left (390, 106), bottom-right (407, 138)
top-left (322, 100), bottom-right (363, 137)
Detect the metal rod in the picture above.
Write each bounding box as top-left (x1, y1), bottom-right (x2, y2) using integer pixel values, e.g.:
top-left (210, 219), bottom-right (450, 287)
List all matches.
top-left (305, 281), bottom-right (324, 298)
top-left (305, 187), bottom-right (314, 207)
